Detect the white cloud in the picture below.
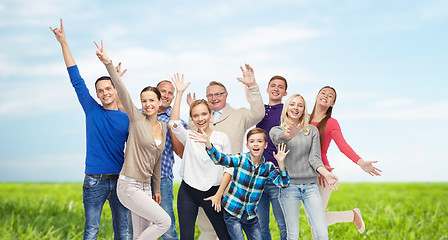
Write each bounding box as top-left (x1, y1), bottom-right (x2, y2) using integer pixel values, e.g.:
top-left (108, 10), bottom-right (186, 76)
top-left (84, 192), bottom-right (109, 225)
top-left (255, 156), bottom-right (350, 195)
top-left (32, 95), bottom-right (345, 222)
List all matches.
top-left (338, 99), bottom-right (448, 121)
top-left (223, 26), bottom-right (321, 51)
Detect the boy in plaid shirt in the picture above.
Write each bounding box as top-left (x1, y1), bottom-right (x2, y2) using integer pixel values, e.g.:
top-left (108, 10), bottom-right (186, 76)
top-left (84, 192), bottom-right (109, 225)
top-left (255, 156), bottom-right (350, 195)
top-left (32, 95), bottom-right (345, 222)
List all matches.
top-left (191, 128), bottom-right (290, 240)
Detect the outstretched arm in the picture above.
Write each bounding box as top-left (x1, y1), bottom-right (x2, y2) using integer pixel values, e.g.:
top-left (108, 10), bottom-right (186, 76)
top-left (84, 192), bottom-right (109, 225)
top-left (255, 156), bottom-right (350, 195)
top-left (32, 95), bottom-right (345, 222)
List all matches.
top-left (50, 19), bottom-right (75, 68)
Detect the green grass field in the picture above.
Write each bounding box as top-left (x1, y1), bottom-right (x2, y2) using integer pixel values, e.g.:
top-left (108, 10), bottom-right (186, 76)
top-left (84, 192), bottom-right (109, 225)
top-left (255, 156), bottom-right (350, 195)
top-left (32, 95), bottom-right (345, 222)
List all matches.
top-left (0, 183), bottom-right (446, 239)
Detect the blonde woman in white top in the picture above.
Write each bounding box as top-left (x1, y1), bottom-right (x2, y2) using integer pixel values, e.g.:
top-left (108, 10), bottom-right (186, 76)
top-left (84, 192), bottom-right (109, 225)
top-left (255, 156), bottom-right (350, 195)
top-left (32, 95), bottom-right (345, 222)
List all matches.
top-left (168, 74), bottom-right (231, 240)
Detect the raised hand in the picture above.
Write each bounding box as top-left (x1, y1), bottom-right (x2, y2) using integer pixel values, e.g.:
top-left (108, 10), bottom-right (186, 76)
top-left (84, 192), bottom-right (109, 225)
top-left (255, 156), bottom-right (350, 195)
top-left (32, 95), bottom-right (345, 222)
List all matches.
top-left (357, 159), bottom-right (382, 176)
top-left (172, 73), bottom-right (190, 93)
top-left (236, 64), bottom-right (256, 87)
top-left (115, 62), bottom-right (127, 77)
top-left (186, 92), bottom-right (196, 106)
top-left (49, 19), bottom-right (66, 44)
top-left (94, 40), bottom-right (111, 65)
top-left (204, 194), bottom-right (222, 212)
top-left (273, 143), bottom-right (290, 164)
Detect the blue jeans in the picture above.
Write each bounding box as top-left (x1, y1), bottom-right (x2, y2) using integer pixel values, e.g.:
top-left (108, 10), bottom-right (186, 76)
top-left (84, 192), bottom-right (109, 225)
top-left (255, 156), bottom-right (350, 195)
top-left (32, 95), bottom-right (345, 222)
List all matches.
top-left (258, 179), bottom-right (287, 240)
top-left (223, 210), bottom-right (262, 240)
top-left (158, 178), bottom-right (179, 240)
top-left (279, 183), bottom-right (328, 240)
top-left (83, 174), bottom-right (132, 240)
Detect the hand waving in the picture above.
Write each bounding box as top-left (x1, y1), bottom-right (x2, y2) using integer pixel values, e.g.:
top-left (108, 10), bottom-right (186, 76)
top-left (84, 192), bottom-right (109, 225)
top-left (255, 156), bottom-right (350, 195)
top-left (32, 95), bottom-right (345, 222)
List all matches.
top-left (236, 64), bottom-right (256, 87)
top-left (273, 143), bottom-right (290, 164)
top-left (94, 40), bottom-right (111, 65)
top-left (172, 73), bottom-right (190, 93)
top-left (186, 92), bottom-right (196, 106)
top-left (285, 124), bottom-right (301, 138)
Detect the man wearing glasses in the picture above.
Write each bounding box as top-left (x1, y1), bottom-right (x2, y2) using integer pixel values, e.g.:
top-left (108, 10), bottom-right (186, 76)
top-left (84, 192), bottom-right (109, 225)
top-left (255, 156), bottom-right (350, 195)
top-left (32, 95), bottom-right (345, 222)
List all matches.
top-left (204, 64), bottom-right (265, 154)
top-left (188, 64), bottom-right (265, 240)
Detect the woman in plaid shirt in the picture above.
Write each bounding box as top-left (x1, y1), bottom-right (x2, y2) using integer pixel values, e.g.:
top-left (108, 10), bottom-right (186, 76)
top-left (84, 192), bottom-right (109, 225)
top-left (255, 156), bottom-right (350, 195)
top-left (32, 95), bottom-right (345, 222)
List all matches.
top-left (191, 128), bottom-right (290, 240)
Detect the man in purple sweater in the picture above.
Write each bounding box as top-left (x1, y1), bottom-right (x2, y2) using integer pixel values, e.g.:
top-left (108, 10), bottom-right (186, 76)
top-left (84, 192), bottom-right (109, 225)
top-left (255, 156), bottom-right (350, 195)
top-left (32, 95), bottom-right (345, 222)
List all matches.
top-left (51, 19), bottom-right (131, 240)
top-left (256, 76), bottom-right (288, 240)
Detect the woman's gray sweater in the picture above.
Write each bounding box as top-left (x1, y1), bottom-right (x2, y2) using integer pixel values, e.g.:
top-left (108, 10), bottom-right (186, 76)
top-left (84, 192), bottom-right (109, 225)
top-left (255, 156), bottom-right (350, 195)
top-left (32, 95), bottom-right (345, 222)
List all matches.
top-left (270, 125), bottom-right (324, 184)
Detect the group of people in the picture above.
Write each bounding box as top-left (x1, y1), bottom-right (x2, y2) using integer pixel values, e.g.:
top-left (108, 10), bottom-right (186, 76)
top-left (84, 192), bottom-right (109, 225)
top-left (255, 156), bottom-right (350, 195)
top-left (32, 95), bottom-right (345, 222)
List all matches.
top-left (51, 19), bottom-right (381, 240)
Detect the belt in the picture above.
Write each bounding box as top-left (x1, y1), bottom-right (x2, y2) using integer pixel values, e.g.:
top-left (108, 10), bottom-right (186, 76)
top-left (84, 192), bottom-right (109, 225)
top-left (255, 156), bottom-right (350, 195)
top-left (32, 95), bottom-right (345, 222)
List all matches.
top-left (86, 174), bottom-right (119, 180)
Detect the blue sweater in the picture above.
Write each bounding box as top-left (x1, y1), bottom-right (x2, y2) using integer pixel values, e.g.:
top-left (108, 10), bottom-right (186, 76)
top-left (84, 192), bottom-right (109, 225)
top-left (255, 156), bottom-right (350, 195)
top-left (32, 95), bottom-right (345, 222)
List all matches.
top-left (68, 65), bottom-right (129, 174)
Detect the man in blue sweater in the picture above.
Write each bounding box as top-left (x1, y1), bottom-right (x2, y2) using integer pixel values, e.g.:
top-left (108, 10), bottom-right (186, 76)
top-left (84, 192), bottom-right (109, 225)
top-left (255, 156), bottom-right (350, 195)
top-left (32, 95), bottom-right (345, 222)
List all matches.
top-left (51, 19), bottom-right (131, 240)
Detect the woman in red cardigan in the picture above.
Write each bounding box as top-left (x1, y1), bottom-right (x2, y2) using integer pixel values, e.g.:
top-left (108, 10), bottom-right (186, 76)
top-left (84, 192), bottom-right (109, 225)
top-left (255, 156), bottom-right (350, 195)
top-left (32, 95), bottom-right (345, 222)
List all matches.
top-left (308, 86), bottom-right (382, 235)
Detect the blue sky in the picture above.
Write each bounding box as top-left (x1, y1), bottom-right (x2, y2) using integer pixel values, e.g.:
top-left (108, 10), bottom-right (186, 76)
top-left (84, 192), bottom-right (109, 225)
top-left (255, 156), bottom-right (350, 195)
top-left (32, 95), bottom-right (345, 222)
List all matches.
top-left (0, 0), bottom-right (447, 182)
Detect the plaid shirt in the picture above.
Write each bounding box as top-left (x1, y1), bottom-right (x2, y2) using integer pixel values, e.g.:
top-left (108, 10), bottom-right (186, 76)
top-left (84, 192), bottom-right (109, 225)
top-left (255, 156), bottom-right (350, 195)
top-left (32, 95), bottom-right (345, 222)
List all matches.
top-left (206, 145), bottom-right (290, 220)
top-left (157, 107), bottom-right (186, 179)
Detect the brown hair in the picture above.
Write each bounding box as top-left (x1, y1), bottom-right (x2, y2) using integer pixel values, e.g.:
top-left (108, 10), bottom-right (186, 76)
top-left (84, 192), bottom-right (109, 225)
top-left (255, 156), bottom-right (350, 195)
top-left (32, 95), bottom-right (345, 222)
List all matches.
top-left (189, 99), bottom-right (212, 117)
top-left (95, 76), bottom-right (115, 90)
top-left (246, 128), bottom-right (268, 142)
top-left (309, 86), bottom-right (337, 146)
top-left (268, 75), bottom-right (288, 90)
top-left (140, 86), bottom-right (161, 100)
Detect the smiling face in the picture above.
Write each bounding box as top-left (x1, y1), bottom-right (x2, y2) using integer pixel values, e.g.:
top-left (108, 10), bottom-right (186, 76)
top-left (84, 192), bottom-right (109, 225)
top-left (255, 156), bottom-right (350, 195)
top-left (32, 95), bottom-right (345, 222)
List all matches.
top-left (190, 102), bottom-right (212, 130)
top-left (287, 96), bottom-right (305, 123)
top-left (246, 132), bottom-right (268, 160)
top-left (157, 81), bottom-right (175, 112)
top-left (267, 78), bottom-right (287, 104)
top-left (96, 80), bottom-right (117, 107)
top-left (206, 84), bottom-right (228, 111)
top-left (315, 87), bottom-right (336, 109)
top-left (141, 90), bottom-right (161, 117)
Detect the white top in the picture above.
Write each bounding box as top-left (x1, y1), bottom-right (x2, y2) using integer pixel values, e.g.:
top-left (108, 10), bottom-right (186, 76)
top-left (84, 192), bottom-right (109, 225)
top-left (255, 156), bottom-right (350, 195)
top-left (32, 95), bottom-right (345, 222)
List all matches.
top-left (169, 120), bottom-right (232, 191)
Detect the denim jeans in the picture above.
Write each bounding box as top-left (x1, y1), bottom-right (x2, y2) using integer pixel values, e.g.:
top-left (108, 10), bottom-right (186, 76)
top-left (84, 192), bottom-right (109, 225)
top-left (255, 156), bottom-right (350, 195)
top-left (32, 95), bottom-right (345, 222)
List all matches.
top-left (159, 178), bottom-right (180, 240)
top-left (279, 183), bottom-right (328, 240)
top-left (223, 210), bottom-right (262, 240)
top-left (258, 179), bottom-right (287, 240)
top-left (82, 174), bottom-right (132, 240)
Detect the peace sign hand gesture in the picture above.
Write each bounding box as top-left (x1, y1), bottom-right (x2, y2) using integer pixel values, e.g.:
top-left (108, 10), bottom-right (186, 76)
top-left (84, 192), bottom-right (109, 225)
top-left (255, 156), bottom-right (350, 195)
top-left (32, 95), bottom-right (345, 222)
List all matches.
top-left (94, 40), bottom-right (111, 65)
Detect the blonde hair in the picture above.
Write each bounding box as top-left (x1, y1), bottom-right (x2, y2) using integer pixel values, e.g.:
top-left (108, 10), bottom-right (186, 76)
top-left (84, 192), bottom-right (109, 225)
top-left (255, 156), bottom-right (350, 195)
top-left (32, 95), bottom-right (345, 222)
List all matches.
top-left (280, 94), bottom-right (311, 135)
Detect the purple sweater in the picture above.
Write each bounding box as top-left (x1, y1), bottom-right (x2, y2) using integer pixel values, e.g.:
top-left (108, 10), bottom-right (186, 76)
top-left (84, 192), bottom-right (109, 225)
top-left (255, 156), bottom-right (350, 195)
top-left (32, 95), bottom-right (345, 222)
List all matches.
top-left (256, 104), bottom-right (283, 166)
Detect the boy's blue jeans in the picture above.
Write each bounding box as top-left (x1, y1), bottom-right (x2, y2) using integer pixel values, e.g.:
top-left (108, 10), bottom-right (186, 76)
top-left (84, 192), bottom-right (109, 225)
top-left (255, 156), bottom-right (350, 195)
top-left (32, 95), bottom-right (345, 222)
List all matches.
top-left (83, 174), bottom-right (132, 240)
top-left (223, 209), bottom-right (262, 240)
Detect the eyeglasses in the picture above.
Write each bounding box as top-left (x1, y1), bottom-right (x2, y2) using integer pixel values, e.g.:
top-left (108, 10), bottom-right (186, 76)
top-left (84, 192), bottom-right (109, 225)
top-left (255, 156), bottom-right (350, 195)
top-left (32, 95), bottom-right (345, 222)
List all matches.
top-left (206, 92), bottom-right (226, 99)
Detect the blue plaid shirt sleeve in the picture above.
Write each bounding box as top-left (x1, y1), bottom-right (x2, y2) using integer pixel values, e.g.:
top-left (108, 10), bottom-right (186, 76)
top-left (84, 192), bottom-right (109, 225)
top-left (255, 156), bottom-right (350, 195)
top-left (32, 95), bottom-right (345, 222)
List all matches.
top-left (206, 145), bottom-right (242, 168)
top-left (267, 165), bottom-right (290, 188)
